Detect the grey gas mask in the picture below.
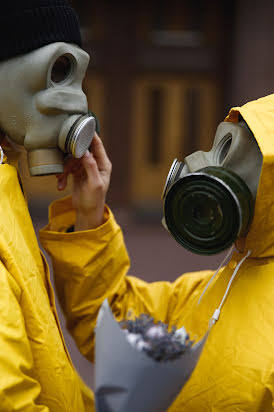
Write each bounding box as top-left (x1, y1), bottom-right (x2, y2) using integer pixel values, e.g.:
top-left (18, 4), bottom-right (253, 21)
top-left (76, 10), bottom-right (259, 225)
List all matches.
top-left (162, 121), bottom-right (263, 255)
top-left (0, 42), bottom-right (96, 175)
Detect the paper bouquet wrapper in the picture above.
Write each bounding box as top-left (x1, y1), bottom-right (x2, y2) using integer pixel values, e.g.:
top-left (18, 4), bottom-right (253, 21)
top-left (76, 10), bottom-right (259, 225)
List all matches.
top-left (94, 299), bottom-right (209, 412)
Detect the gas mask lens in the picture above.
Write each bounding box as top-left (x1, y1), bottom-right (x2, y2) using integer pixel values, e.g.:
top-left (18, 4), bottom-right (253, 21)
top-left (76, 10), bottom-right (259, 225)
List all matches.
top-left (51, 54), bottom-right (74, 84)
top-left (215, 134), bottom-right (232, 164)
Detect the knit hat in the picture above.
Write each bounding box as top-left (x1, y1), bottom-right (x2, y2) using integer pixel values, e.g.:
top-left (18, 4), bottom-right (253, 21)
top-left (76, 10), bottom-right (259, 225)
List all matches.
top-left (0, 0), bottom-right (82, 62)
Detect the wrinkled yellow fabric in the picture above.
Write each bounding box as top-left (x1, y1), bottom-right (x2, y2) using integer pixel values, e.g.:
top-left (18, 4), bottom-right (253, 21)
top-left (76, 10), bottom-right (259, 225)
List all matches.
top-left (0, 160), bottom-right (93, 410)
top-left (41, 94), bottom-right (274, 412)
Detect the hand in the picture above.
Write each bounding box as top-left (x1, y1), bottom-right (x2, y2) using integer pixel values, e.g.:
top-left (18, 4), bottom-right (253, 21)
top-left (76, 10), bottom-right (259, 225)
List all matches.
top-left (56, 132), bottom-right (112, 231)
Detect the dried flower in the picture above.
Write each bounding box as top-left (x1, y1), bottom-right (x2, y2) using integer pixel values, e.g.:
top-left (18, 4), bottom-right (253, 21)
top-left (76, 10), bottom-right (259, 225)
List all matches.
top-left (119, 314), bottom-right (193, 362)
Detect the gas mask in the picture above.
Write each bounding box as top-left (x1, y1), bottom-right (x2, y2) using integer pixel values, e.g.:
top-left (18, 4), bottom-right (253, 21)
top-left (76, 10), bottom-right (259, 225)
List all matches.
top-left (162, 121), bottom-right (263, 255)
top-left (0, 42), bottom-right (95, 175)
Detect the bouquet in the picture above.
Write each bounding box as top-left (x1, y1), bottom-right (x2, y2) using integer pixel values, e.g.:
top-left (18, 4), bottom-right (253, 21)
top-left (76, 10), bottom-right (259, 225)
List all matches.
top-left (94, 299), bottom-right (209, 412)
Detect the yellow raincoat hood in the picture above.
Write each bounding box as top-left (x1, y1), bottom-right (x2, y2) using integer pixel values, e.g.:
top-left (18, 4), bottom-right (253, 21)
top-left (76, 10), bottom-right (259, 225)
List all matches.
top-left (226, 94), bottom-right (274, 257)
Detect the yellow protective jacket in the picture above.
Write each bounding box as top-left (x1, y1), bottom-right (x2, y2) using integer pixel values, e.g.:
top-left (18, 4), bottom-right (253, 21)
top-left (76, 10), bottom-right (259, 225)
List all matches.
top-left (40, 94), bottom-right (274, 412)
top-left (0, 151), bottom-right (94, 410)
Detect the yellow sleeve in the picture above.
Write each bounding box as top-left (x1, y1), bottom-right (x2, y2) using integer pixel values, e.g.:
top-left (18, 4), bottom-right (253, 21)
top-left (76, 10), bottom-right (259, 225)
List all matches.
top-left (0, 261), bottom-right (49, 411)
top-left (39, 196), bottom-right (208, 362)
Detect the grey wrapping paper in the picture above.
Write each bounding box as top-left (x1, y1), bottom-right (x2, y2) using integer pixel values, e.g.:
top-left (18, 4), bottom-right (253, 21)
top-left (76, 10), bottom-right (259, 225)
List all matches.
top-left (95, 299), bottom-right (209, 412)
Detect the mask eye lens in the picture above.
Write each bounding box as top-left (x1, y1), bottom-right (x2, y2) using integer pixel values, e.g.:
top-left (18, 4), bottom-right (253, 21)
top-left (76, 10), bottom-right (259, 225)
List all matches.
top-left (218, 136), bottom-right (232, 164)
top-left (51, 55), bottom-right (72, 84)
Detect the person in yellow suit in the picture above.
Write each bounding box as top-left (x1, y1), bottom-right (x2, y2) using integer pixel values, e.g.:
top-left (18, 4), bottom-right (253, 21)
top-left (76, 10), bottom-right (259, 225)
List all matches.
top-left (0, 1), bottom-right (112, 411)
top-left (44, 94), bottom-right (274, 412)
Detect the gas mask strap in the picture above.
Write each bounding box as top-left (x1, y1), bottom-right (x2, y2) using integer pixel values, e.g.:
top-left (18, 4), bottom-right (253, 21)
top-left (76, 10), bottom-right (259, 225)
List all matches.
top-left (197, 245), bottom-right (235, 306)
top-left (0, 146), bottom-right (3, 165)
top-left (211, 249), bottom-right (252, 324)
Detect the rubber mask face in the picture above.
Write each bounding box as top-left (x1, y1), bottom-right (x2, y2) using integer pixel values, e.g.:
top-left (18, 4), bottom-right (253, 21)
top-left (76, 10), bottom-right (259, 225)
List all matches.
top-left (0, 42), bottom-right (96, 175)
top-left (162, 121), bottom-right (263, 255)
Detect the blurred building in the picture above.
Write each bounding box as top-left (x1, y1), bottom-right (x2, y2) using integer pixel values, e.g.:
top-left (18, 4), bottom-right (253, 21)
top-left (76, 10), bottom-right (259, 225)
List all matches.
top-left (23, 0), bottom-right (274, 217)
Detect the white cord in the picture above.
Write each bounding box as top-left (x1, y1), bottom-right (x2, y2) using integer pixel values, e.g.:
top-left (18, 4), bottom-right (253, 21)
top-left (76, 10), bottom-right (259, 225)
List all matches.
top-left (197, 245), bottom-right (235, 305)
top-left (211, 249), bottom-right (252, 323)
top-left (0, 145), bottom-right (3, 165)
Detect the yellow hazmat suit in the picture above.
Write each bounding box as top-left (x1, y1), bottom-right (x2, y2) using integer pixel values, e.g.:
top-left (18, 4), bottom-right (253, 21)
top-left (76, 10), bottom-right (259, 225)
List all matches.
top-left (0, 155), bottom-right (93, 410)
top-left (40, 94), bottom-right (274, 411)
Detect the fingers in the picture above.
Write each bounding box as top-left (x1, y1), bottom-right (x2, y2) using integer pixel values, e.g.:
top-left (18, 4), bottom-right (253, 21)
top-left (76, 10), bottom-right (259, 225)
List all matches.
top-left (56, 132), bottom-right (111, 191)
top-left (56, 156), bottom-right (81, 190)
top-left (56, 172), bottom-right (68, 190)
top-left (81, 150), bottom-right (102, 184)
top-left (90, 133), bottom-right (112, 173)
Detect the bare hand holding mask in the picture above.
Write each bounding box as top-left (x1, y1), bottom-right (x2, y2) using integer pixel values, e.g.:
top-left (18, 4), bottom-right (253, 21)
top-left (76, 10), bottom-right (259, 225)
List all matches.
top-left (56, 132), bottom-right (112, 231)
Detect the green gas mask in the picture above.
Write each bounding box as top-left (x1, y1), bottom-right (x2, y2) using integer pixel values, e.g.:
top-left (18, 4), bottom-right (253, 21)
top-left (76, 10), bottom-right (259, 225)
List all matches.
top-left (162, 121), bottom-right (263, 255)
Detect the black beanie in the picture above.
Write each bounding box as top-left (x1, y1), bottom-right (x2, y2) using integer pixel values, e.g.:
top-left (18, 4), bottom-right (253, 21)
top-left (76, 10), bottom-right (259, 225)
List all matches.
top-left (0, 0), bottom-right (82, 62)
